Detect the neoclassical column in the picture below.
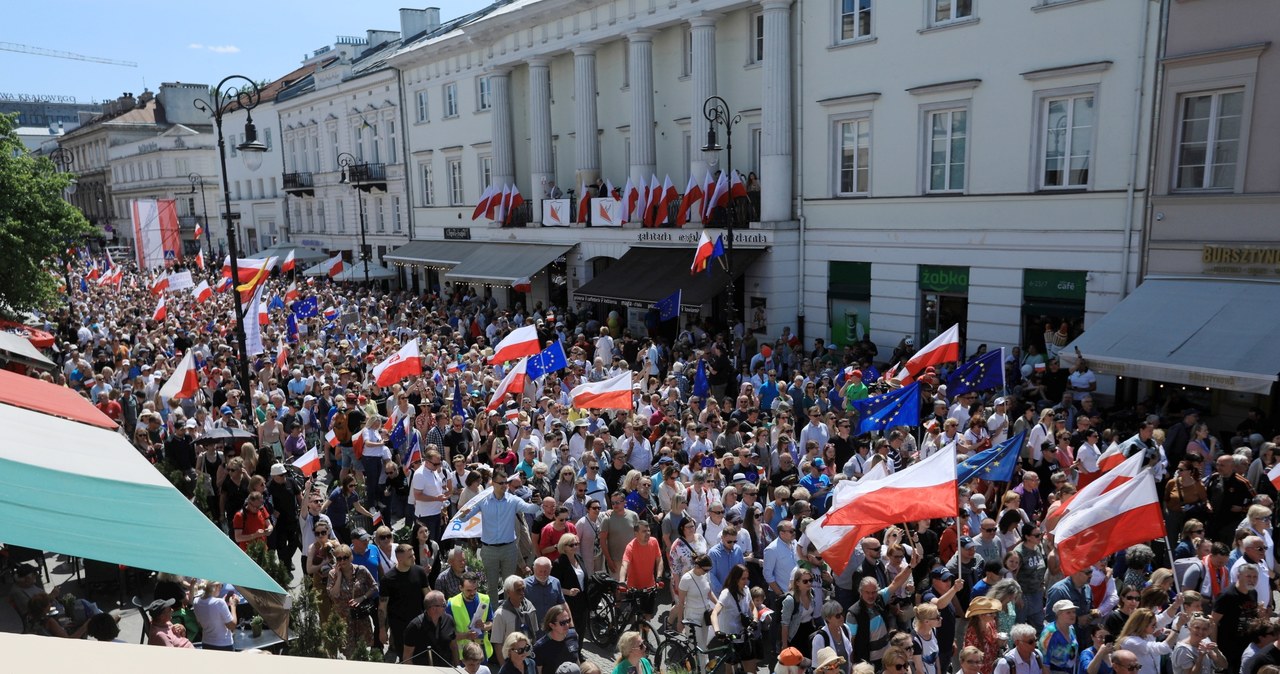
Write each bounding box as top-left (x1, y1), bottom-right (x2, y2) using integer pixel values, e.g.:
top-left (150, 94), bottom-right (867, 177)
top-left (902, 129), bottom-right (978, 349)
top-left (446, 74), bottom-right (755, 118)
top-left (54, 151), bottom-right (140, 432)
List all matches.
top-left (760, 0), bottom-right (793, 223)
top-left (689, 15), bottom-right (718, 187)
top-left (628, 31), bottom-right (656, 188)
top-left (490, 67), bottom-right (516, 190)
top-left (572, 46), bottom-right (600, 185)
top-left (528, 58), bottom-right (554, 223)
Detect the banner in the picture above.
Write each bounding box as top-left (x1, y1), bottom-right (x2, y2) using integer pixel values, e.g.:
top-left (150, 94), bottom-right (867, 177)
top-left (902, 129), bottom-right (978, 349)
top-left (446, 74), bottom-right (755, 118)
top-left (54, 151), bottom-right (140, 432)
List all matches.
top-left (442, 486), bottom-right (493, 540)
top-left (591, 198), bottom-right (622, 227)
top-left (542, 199), bottom-right (571, 227)
top-left (165, 271), bottom-right (194, 291)
top-left (131, 199), bottom-right (182, 270)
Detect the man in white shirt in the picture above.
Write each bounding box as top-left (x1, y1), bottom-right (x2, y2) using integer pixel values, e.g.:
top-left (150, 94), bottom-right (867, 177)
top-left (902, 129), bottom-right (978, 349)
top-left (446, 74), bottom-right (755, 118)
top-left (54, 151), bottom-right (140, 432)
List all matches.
top-left (986, 397), bottom-right (1010, 445)
top-left (797, 407), bottom-right (829, 462)
top-left (411, 448), bottom-right (450, 541)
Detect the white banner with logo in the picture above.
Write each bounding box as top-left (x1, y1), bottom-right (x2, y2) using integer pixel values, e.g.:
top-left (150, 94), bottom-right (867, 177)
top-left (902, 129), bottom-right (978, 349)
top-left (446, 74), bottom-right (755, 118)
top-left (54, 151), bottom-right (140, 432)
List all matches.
top-left (542, 199), bottom-right (571, 227)
top-left (442, 486), bottom-right (494, 540)
top-left (591, 198), bottom-right (622, 227)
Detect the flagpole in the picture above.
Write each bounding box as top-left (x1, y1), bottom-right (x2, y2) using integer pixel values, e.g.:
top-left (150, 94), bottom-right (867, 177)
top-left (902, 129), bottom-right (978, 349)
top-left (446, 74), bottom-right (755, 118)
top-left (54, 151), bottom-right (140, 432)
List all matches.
top-left (1163, 535), bottom-right (1182, 593)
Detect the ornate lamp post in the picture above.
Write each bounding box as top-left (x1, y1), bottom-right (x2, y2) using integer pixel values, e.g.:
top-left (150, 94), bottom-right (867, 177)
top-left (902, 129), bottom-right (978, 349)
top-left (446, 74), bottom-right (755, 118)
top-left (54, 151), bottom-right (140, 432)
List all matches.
top-left (701, 95), bottom-right (745, 327)
top-left (337, 152), bottom-right (372, 285)
top-left (186, 173), bottom-right (212, 254)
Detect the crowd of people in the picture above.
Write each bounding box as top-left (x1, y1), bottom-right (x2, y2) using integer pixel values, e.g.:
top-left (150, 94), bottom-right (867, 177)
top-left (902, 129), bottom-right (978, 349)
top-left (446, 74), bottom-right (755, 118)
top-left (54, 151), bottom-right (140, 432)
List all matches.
top-left (12, 254), bottom-right (1280, 674)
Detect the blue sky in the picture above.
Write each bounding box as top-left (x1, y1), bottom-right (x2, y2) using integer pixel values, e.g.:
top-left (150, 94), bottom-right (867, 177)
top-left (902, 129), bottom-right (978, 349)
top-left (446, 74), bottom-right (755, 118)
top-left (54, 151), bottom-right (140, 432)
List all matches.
top-left (4, 1), bottom-right (491, 105)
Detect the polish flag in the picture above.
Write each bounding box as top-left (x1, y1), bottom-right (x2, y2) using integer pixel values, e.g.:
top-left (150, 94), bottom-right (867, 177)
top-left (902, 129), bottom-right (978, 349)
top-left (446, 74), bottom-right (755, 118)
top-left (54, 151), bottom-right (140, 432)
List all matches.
top-left (1055, 469), bottom-right (1165, 575)
top-left (577, 180), bottom-right (592, 223)
top-left (728, 170), bottom-right (748, 200)
top-left (258, 297), bottom-right (270, 326)
top-left (606, 179), bottom-right (617, 201)
top-left (321, 254), bottom-right (344, 278)
top-left (489, 324), bottom-right (541, 363)
top-left (643, 174), bottom-right (661, 226)
top-left (1045, 449), bottom-right (1146, 531)
top-left (158, 351), bottom-right (199, 399)
top-left (623, 178), bottom-right (639, 222)
top-left (473, 184), bottom-right (497, 221)
top-left (284, 282), bottom-right (299, 304)
top-left (150, 272), bottom-right (170, 296)
top-left (495, 185), bottom-right (513, 221)
top-left (640, 175), bottom-right (653, 220)
top-left (659, 175), bottom-right (677, 222)
top-left (216, 276), bottom-right (234, 293)
top-left (194, 221), bottom-right (203, 242)
top-left (487, 184), bottom-right (508, 220)
top-left (676, 175), bottom-right (702, 227)
top-left (85, 261), bottom-right (100, 282)
top-left (326, 429), bottom-right (340, 448)
top-left (706, 173), bottom-right (730, 220)
top-left (282, 249), bottom-right (296, 273)
top-left (1268, 463), bottom-right (1280, 492)
top-left (372, 340), bottom-right (423, 386)
top-left (690, 232), bottom-right (717, 274)
top-left (506, 189), bottom-right (525, 225)
top-left (1095, 441), bottom-right (1130, 474)
top-left (276, 343), bottom-right (290, 370)
top-left (823, 445), bottom-right (959, 526)
top-left (152, 296), bottom-right (167, 322)
top-left (569, 371), bottom-right (633, 411)
top-left (192, 280), bottom-right (212, 303)
top-left (896, 324), bottom-right (962, 385)
top-left (292, 447), bottom-right (322, 476)
top-left (700, 171), bottom-right (716, 220)
top-left (486, 357), bottom-right (530, 412)
top-left (195, 249), bottom-right (205, 271)
top-left (512, 277), bottom-right (532, 293)
top-left (801, 463), bottom-right (891, 574)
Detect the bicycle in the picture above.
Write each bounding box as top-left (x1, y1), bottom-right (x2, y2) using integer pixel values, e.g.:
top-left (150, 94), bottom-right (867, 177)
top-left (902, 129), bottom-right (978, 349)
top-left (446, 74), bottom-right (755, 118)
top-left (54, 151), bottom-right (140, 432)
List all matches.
top-left (585, 580), bottom-right (664, 663)
top-left (658, 622), bottom-right (750, 674)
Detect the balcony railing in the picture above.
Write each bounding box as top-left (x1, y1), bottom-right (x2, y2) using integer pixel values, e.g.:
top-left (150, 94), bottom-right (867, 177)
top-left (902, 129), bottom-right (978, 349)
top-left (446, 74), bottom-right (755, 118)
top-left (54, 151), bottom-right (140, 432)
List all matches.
top-left (178, 215), bottom-right (199, 229)
top-left (348, 163), bottom-right (386, 184)
top-left (283, 172), bottom-right (314, 190)
top-left (502, 202), bottom-right (532, 228)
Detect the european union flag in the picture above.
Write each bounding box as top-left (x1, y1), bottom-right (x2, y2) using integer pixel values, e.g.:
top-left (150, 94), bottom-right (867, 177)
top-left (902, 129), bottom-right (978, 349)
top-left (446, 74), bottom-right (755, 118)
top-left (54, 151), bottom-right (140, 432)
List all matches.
top-left (286, 313), bottom-right (299, 344)
top-left (851, 381), bottom-right (921, 435)
top-left (292, 296), bottom-right (319, 318)
top-left (268, 295), bottom-right (286, 312)
top-left (453, 378), bottom-right (469, 419)
top-left (388, 418), bottom-right (407, 452)
top-left (79, 277), bottom-right (87, 293)
top-left (654, 289), bottom-right (682, 322)
top-left (693, 358), bottom-right (710, 398)
top-left (526, 341), bottom-right (568, 380)
top-left (946, 348), bottom-right (1005, 397)
top-left (957, 430), bottom-right (1027, 484)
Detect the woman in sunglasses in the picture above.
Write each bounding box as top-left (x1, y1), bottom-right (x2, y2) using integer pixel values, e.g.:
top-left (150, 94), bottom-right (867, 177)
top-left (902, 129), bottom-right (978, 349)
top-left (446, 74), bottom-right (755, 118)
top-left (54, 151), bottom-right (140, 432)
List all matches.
top-left (533, 606), bottom-right (583, 674)
top-left (497, 631), bottom-right (535, 674)
top-left (326, 543), bottom-right (377, 656)
top-left (612, 630), bottom-right (654, 674)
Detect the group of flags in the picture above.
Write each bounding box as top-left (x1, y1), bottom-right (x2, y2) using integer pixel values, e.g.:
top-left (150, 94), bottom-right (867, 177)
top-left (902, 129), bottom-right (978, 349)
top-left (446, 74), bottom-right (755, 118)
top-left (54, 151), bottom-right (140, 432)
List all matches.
top-left (470, 184), bottom-right (527, 224)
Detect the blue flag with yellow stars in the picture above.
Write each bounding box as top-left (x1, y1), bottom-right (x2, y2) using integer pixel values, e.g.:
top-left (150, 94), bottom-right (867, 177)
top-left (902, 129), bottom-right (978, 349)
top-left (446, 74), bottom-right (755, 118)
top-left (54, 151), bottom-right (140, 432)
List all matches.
top-left (957, 429), bottom-right (1026, 484)
top-left (946, 348), bottom-right (1004, 397)
top-left (654, 289), bottom-right (682, 322)
top-left (851, 381), bottom-right (921, 435)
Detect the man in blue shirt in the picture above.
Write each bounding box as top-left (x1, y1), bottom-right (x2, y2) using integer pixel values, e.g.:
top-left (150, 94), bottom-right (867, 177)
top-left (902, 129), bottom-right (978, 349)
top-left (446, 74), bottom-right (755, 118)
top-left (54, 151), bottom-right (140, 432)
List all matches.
top-left (800, 459), bottom-right (833, 516)
top-left (707, 525), bottom-right (745, 596)
top-left (456, 473), bottom-right (544, 585)
top-left (524, 557), bottom-right (567, 637)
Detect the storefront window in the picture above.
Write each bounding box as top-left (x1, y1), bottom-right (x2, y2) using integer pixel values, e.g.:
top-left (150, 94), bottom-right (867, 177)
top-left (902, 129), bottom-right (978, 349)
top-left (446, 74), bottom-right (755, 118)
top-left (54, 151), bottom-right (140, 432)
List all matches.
top-left (1021, 269), bottom-right (1086, 362)
top-left (828, 261), bottom-right (872, 347)
top-left (919, 264), bottom-right (969, 348)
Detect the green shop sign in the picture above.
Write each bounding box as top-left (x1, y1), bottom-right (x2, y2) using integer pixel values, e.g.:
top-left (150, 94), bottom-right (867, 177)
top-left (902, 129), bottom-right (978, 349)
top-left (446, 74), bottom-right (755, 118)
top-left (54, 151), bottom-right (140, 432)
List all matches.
top-left (919, 265), bottom-right (970, 294)
top-left (1023, 269), bottom-right (1086, 302)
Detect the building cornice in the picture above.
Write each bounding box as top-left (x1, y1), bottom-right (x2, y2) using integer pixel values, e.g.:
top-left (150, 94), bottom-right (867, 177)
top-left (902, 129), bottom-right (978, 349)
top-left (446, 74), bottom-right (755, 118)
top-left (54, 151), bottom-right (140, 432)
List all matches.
top-left (1161, 41), bottom-right (1270, 67)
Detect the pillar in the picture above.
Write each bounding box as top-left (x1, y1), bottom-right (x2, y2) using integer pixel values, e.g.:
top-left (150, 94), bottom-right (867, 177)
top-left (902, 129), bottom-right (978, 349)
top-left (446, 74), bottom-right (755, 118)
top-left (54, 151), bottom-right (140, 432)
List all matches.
top-left (760, 0), bottom-right (793, 223)
top-left (628, 31), bottom-right (656, 188)
top-left (689, 15), bottom-right (718, 185)
top-left (490, 68), bottom-right (516, 191)
top-left (573, 46), bottom-right (600, 186)
top-left (528, 58), bottom-right (554, 223)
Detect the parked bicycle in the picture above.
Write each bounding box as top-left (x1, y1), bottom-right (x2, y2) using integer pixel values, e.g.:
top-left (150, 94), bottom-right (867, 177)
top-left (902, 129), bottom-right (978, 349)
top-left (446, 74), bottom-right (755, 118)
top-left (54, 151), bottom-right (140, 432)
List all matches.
top-left (586, 579), bottom-right (664, 663)
top-left (658, 623), bottom-right (750, 674)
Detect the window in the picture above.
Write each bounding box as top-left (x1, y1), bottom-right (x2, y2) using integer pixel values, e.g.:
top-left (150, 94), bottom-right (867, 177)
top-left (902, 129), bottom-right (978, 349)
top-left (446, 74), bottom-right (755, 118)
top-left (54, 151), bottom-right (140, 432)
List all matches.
top-left (444, 83), bottom-right (459, 117)
top-left (448, 158), bottom-right (464, 205)
top-left (387, 120), bottom-right (397, 165)
top-left (479, 155), bottom-right (493, 190)
top-left (263, 128), bottom-right (272, 151)
top-left (1040, 94), bottom-right (1094, 189)
top-left (370, 122), bottom-right (381, 164)
top-left (836, 117), bottom-right (871, 195)
top-left (310, 131), bottom-right (320, 174)
top-left (682, 131), bottom-right (692, 184)
top-left (1175, 89), bottom-right (1243, 191)
top-left (304, 202), bottom-right (313, 232)
top-left (927, 108), bottom-right (967, 193)
top-left (299, 135), bottom-right (310, 172)
top-left (229, 134), bottom-right (237, 157)
top-left (749, 126), bottom-right (763, 176)
top-left (682, 28), bottom-right (693, 77)
top-left (355, 125), bottom-right (365, 161)
top-left (338, 202), bottom-right (346, 233)
top-left (477, 76), bottom-right (492, 111)
top-left (420, 162), bottom-right (435, 206)
top-left (749, 13), bottom-right (765, 63)
top-left (415, 90), bottom-right (429, 122)
top-left (392, 197), bottom-right (402, 233)
top-left (375, 197), bottom-right (386, 232)
top-left (317, 201), bottom-right (326, 233)
top-left (839, 0), bottom-right (873, 42)
top-left (931, 0), bottom-right (973, 26)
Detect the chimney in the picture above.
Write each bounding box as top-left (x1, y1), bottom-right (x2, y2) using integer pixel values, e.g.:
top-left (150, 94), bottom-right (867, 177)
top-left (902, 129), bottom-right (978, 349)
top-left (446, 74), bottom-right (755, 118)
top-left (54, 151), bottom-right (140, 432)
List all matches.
top-left (400, 7), bottom-right (441, 38)
top-left (137, 88), bottom-right (154, 106)
top-left (366, 29), bottom-right (400, 48)
top-left (119, 92), bottom-right (136, 109)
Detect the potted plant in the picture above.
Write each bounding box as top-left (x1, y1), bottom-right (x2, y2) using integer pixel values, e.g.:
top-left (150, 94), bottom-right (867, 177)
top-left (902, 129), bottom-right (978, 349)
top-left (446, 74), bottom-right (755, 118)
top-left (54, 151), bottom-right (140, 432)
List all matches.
top-left (250, 615), bottom-right (264, 638)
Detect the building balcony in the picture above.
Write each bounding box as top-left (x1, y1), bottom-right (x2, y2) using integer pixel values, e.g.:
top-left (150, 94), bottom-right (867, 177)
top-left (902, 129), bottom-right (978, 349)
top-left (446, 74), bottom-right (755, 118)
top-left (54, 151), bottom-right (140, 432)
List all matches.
top-left (178, 215), bottom-right (200, 230)
top-left (283, 172), bottom-right (315, 196)
top-left (347, 163), bottom-right (387, 192)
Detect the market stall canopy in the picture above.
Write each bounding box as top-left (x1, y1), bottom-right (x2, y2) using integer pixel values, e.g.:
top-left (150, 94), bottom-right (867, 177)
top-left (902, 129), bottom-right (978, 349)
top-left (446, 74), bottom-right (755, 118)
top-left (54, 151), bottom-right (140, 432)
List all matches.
top-left (444, 243), bottom-right (573, 286)
top-left (1060, 277), bottom-right (1280, 395)
top-left (385, 240), bottom-right (484, 268)
top-left (248, 244), bottom-right (329, 265)
top-left (0, 331), bottom-right (55, 371)
top-left (0, 372), bottom-right (284, 594)
top-left (331, 261), bottom-right (399, 282)
top-left (0, 318), bottom-right (56, 349)
top-left (574, 246), bottom-right (765, 310)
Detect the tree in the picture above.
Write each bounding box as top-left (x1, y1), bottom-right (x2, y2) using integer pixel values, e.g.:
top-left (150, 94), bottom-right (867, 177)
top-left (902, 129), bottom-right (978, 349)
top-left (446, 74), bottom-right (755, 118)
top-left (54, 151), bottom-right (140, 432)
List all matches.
top-left (0, 113), bottom-right (93, 314)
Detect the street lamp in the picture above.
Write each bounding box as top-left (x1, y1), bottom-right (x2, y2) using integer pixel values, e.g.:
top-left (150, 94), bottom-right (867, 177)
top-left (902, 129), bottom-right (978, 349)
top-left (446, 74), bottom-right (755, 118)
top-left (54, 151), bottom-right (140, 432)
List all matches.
top-left (337, 152), bottom-right (371, 285)
top-left (49, 147), bottom-right (76, 305)
top-left (193, 75), bottom-right (268, 411)
top-left (186, 173), bottom-right (212, 255)
top-left (701, 95), bottom-right (745, 327)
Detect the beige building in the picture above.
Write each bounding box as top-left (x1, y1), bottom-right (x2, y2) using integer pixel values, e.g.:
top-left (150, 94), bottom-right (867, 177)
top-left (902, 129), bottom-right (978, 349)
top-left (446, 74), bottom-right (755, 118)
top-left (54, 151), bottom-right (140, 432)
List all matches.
top-left (1064, 1), bottom-right (1280, 406)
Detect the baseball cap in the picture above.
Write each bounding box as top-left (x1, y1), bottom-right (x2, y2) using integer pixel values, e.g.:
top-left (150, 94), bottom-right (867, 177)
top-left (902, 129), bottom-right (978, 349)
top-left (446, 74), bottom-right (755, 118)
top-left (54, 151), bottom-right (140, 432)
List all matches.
top-left (1052, 599), bottom-right (1078, 615)
top-left (220, 405), bottom-right (233, 415)
top-left (994, 397), bottom-right (1006, 406)
top-left (812, 458), bottom-right (825, 470)
top-left (930, 567), bottom-right (956, 582)
top-left (352, 528), bottom-right (372, 542)
top-left (778, 647), bottom-right (804, 667)
top-left (185, 419), bottom-right (198, 429)
top-left (959, 536), bottom-right (978, 550)
top-left (146, 598), bottom-right (176, 612)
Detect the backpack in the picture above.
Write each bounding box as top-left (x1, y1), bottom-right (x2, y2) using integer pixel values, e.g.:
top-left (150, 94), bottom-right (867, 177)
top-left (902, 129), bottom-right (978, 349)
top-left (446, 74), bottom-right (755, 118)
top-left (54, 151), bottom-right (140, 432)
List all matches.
top-left (1002, 649), bottom-right (1042, 674)
top-left (813, 624), bottom-right (852, 650)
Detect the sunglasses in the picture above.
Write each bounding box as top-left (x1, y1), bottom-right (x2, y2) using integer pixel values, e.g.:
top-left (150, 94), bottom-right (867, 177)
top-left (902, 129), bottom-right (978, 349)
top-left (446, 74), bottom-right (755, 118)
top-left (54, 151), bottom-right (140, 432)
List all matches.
top-left (567, 543), bottom-right (579, 548)
top-left (315, 530), bottom-right (329, 536)
top-left (514, 646), bottom-right (531, 654)
top-left (335, 555), bottom-right (351, 561)
top-left (556, 619), bottom-right (572, 626)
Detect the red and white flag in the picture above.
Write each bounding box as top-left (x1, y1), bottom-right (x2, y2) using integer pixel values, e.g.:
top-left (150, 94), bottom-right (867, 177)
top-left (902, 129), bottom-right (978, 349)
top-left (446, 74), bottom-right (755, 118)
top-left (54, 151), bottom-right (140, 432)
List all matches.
top-left (321, 254), bottom-right (344, 278)
top-left (1055, 468), bottom-right (1165, 575)
top-left (894, 324), bottom-right (962, 385)
top-left (282, 249), bottom-right (296, 273)
top-left (472, 185), bottom-right (497, 221)
top-left (326, 429), bottom-right (340, 448)
top-left (506, 189), bottom-right (525, 225)
top-left (623, 177), bottom-right (639, 222)
top-left (487, 184), bottom-right (508, 220)
top-left (707, 173), bottom-right (730, 216)
top-left (195, 249), bottom-right (205, 271)
top-left (216, 276), bottom-right (234, 293)
top-left (512, 277), bottom-right (532, 293)
top-left (276, 343), bottom-right (290, 370)
top-left (569, 371), bottom-right (633, 411)
top-left (691, 231), bottom-right (717, 274)
top-left (192, 280), bottom-right (212, 303)
top-left (800, 462), bottom-right (892, 574)
top-left (284, 282), bottom-right (299, 304)
top-left (158, 351), bottom-right (199, 399)
top-left (824, 445), bottom-right (959, 526)
top-left (1046, 449), bottom-right (1146, 531)
top-left (729, 171), bottom-right (748, 200)
top-left (292, 447), bottom-right (322, 476)
top-left (489, 324), bottom-right (541, 363)
top-left (152, 296), bottom-right (167, 322)
top-left (577, 180), bottom-right (591, 223)
top-left (372, 340), bottom-right (423, 386)
top-left (1268, 463), bottom-right (1280, 492)
top-left (150, 272), bottom-right (170, 296)
top-left (258, 296), bottom-right (270, 326)
top-left (642, 174), bottom-right (661, 226)
top-left (194, 221), bottom-right (203, 242)
top-left (676, 174), bottom-right (703, 227)
top-left (486, 358), bottom-right (530, 412)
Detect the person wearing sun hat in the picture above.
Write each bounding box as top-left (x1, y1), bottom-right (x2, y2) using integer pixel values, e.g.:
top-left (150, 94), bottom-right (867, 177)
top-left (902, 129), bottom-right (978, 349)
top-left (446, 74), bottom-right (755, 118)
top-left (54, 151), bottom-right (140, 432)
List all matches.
top-left (813, 646), bottom-right (847, 674)
top-left (963, 595), bottom-right (1005, 673)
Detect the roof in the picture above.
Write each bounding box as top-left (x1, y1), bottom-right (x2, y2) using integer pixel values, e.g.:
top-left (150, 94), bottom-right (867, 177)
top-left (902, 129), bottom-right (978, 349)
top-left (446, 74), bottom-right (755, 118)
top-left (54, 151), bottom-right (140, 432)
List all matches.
top-left (385, 240), bottom-right (485, 267)
top-left (0, 368), bottom-right (116, 429)
top-left (574, 247), bottom-right (766, 310)
top-left (1060, 277), bottom-right (1280, 395)
top-left (226, 60), bottom-right (327, 111)
top-left (445, 243), bottom-right (573, 285)
top-left (395, 0), bottom-right (518, 60)
top-left (0, 332), bottom-right (55, 371)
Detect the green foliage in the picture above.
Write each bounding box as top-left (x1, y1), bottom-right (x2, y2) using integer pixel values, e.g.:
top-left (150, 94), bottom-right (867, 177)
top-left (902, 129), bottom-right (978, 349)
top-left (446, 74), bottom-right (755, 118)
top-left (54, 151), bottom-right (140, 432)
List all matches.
top-left (287, 579), bottom-right (327, 658)
top-left (245, 539), bottom-right (292, 589)
top-left (462, 546), bottom-right (489, 594)
top-left (0, 113), bottom-right (93, 315)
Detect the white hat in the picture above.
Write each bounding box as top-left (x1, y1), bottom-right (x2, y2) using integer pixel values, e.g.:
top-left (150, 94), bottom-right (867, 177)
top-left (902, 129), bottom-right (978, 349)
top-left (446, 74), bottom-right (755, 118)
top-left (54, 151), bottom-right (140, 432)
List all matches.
top-left (994, 397), bottom-right (1007, 406)
top-left (270, 463), bottom-right (287, 476)
top-left (814, 647), bottom-right (846, 671)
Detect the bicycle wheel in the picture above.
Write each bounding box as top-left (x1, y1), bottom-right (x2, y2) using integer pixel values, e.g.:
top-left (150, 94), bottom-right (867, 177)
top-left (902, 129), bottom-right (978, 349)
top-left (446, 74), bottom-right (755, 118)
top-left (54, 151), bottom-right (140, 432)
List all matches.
top-left (657, 638), bottom-right (694, 673)
top-left (641, 624), bottom-right (662, 667)
top-left (587, 599), bottom-right (615, 644)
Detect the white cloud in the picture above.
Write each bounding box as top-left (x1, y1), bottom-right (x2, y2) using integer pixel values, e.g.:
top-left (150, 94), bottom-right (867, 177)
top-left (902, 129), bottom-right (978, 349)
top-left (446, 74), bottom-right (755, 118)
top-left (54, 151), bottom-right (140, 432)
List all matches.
top-left (188, 43), bottom-right (204, 49)
top-left (206, 45), bottom-right (240, 54)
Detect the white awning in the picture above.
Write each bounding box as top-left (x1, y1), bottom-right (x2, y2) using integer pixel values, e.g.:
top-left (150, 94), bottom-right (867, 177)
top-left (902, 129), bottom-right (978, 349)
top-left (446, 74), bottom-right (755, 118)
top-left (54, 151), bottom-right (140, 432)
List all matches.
top-left (1060, 277), bottom-right (1280, 395)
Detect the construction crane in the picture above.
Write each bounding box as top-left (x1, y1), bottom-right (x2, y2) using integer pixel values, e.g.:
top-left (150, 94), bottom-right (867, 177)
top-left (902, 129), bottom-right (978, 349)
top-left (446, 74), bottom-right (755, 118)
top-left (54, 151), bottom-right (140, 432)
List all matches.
top-left (0, 42), bottom-right (137, 67)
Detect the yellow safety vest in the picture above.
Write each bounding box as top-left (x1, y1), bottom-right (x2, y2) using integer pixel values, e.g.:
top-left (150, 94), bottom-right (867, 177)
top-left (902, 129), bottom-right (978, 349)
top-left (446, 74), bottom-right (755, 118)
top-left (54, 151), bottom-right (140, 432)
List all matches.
top-left (447, 592), bottom-right (491, 660)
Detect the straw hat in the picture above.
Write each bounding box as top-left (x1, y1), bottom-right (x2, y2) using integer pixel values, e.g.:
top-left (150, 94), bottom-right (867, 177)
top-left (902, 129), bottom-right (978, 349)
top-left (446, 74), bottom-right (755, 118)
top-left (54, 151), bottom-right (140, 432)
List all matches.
top-left (814, 647), bottom-right (846, 671)
top-left (965, 595), bottom-right (1003, 618)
